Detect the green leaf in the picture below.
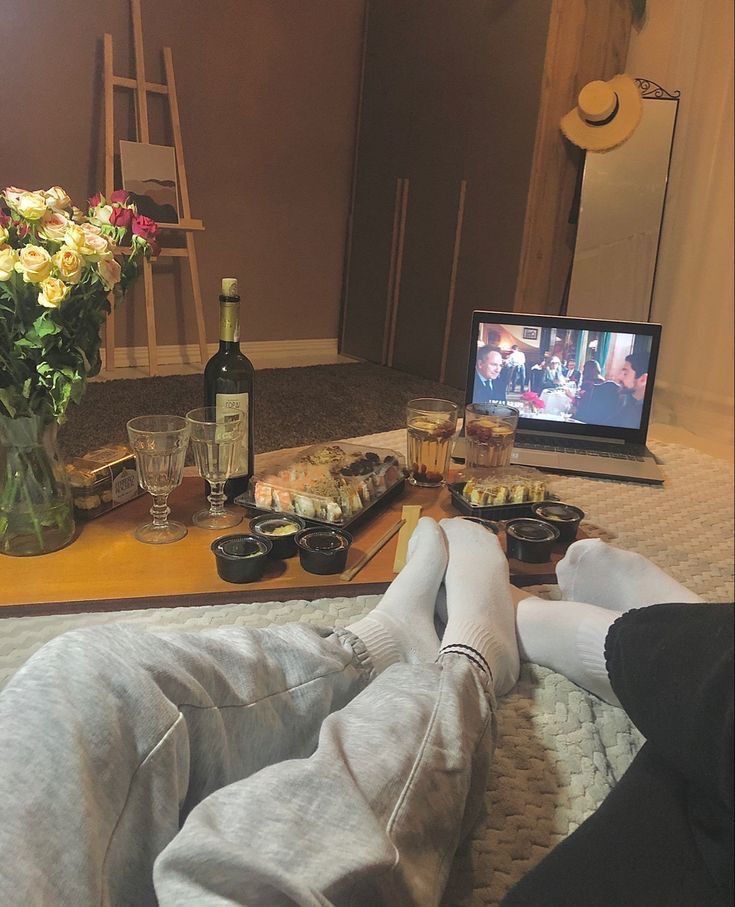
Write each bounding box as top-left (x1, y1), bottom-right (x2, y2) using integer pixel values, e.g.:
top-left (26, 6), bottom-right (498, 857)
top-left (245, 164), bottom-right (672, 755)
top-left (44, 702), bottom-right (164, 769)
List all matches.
top-left (33, 313), bottom-right (61, 338)
top-left (0, 388), bottom-right (19, 417)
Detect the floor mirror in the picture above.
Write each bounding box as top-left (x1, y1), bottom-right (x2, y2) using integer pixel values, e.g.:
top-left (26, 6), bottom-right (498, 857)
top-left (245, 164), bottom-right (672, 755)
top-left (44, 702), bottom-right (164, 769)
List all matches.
top-left (565, 79), bottom-right (680, 323)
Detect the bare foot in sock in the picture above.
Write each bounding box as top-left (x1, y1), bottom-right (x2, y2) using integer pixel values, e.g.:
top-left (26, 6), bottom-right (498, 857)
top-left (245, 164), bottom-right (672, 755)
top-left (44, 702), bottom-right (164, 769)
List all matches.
top-left (439, 518), bottom-right (520, 696)
top-left (557, 539), bottom-right (703, 611)
top-left (347, 517), bottom-right (447, 673)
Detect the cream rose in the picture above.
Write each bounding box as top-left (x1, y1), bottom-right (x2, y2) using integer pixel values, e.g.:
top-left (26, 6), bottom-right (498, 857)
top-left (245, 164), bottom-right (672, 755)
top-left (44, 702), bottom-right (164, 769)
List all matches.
top-left (38, 276), bottom-right (70, 309)
top-left (0, 245), bottom-right (19, 281)
top-left (44, 186), bottom-right (72, 211)
top-left (90, 204), bottom-right (113, 225)
top-left (63, 224), bottom-right (86, 251)
top-left (97, 256), bottom-right (122, 290)
top-left (0, 225), bottom-right (8, 245)
top-left (3, 187), bottom-right (27, 208)
top-left (38, 211), bottom-right (71, 243)
top-left (53, 248), bottom-right (84, 284)
top-left (15, 244), bottom-right (53, 284)
top-left (15, 191), bottom-right (49, 221)
top-left (81, 228), bottom-right (113, 260)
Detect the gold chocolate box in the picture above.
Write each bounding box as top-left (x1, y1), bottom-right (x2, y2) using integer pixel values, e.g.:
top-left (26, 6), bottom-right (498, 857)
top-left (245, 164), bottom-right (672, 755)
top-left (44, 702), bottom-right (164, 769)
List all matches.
top-left (65, 444), bottom-right (143, 520)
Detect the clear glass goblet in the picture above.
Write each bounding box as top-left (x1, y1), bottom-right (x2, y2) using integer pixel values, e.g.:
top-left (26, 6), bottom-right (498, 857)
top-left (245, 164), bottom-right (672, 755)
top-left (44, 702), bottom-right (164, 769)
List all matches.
top-left (126, 415), bottom-right (190, 544)
top-left (185, 406), bottom-right (245, 530)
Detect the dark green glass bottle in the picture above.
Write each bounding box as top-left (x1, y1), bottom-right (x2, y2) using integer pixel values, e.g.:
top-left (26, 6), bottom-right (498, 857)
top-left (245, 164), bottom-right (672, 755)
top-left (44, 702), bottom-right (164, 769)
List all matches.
top-left (204, 278), bottom-right (255, 501)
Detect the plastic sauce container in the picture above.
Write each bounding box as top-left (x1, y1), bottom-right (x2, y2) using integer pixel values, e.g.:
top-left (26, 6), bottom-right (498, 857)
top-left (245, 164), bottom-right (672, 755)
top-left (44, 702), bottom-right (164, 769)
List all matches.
top-left (294, 528), bottom-right (352, 575)
top-left (505, 518), bottom-right (560, 563)
top-left (212, 534), bottom-right (272, 583)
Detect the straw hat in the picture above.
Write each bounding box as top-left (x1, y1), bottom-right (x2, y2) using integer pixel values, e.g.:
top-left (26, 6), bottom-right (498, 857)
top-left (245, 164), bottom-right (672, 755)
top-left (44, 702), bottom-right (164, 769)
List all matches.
top-left (560, 74), bottom-right (642, 152)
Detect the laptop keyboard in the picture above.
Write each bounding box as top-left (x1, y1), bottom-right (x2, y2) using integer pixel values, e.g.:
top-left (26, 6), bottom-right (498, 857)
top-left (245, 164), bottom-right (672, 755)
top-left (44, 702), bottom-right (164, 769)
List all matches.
top-left (515, 436), bottom-right (647, 462)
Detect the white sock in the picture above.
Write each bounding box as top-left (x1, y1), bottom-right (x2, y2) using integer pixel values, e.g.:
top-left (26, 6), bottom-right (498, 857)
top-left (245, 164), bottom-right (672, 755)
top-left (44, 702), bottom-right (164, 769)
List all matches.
top-left (347, 517), bottom-right (446, 673)
top-left (512, 588), bottom-right (621, 706)
top-left (557, 539), bottom-right (703, 611)
top-left (438, 518), bottom-right (520, 696)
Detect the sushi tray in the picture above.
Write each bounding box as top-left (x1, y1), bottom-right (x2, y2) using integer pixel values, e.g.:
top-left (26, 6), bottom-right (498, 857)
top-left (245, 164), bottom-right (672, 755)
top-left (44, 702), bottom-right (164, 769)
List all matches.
top-left (235, 442), bottom-right (406, 533)
top-left (448, 467), bottom-right (558, 520)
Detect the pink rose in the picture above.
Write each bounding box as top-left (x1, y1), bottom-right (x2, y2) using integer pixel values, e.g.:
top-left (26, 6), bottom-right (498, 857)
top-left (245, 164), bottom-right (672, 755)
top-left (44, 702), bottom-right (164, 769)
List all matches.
top-left (110, 206), bottom-right (134, 230)
top-left (110, 189), bottom-right (129, 204)
top-left (88, 192), bottom-right (103, 208)
top-left (132, 214), bottom-right (158, 242)
top-left (132, 214), bottom-right (157, 237)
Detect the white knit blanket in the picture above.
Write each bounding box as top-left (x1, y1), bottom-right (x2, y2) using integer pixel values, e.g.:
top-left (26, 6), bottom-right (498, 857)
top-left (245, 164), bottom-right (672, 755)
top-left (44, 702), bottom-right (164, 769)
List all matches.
top-left (0, 436), bottom-right (732, 905)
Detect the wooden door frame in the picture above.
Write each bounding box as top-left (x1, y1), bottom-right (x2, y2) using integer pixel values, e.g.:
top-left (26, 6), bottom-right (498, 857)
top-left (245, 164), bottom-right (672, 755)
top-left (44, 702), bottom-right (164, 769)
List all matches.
top-left (514, 0), bottom-right (633, 316)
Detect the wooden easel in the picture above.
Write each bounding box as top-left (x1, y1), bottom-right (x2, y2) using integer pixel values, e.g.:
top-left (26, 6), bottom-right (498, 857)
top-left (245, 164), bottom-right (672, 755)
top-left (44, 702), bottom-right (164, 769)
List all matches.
top-left (102, 0), bottom-right (208, 375)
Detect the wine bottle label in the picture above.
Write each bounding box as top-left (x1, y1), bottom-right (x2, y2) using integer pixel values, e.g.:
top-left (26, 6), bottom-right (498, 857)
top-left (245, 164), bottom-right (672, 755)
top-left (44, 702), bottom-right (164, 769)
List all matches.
top-left (219, 302), bottom-right (240, 343)
top-left (215, 392), bottom-right (249, 476)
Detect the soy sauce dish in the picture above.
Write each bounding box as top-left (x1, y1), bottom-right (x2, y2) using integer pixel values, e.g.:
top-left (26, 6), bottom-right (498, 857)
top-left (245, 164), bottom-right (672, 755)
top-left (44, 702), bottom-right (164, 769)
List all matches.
top-left (294, 528), bottom-right (352, 575)
top-left (212, 534), bottom-right (272, 583)
top-left (530, 501), bottom-right (585, 543)
top-left (504, 518), bottom-right (560, 563)
top-left (249, 514), bottom-right (306, 558)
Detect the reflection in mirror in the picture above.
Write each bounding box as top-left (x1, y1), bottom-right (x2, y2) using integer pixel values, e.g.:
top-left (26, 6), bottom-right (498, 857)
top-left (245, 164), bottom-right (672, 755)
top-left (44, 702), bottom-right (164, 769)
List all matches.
top-left (566, 80), bottom-right (680, 323)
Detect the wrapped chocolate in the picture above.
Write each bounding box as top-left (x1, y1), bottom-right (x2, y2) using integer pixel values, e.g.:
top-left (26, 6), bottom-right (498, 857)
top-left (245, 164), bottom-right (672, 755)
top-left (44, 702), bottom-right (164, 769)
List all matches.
top-left (65, 444), bottom-right (143, 520)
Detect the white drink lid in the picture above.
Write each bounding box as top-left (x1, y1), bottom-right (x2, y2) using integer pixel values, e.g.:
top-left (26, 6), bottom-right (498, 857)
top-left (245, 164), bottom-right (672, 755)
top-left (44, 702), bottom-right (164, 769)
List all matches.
top-left (221, 277), bottom-right (238, 297)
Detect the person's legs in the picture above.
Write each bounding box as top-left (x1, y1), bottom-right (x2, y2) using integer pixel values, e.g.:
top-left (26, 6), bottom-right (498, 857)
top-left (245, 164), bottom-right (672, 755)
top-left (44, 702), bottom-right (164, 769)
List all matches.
top-left (513, 539), bottom-right (704, 706)
top-left (0, 518), bottom-right (449, 906)
top-left (0, 622), bottom-right (371, 907)
top-left (155, 654), bottom-right (495, 907)
top-left (504, 601), bottom-right (734, 907)
top-left (154, 517), bottom-right (520, 906)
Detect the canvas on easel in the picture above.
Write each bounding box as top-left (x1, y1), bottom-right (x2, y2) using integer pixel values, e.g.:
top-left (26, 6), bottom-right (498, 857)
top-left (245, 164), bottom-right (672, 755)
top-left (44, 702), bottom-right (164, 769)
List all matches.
top-left (120, 140), bottom-right (179, 224)
top-left (102, 0), bottom-right (208, 376)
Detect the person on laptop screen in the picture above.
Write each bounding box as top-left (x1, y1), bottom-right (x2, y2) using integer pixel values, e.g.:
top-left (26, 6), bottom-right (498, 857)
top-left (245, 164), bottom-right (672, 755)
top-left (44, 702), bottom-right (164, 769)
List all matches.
top-left (616, 352), bottom-right (649, 429)
top-left (473, 346), bottom-right (508, 403)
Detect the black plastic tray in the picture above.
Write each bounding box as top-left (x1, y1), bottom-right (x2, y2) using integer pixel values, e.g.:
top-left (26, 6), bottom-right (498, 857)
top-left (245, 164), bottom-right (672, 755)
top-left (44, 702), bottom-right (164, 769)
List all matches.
top-left (448, 481), bottom-right (557, 521)
top-left (234, 476), bottom-right (406, 534)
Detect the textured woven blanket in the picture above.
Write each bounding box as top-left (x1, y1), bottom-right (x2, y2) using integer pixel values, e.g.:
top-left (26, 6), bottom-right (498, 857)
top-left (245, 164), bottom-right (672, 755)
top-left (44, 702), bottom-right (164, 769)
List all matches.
top-left (0, 436), bottom-right (732, 905)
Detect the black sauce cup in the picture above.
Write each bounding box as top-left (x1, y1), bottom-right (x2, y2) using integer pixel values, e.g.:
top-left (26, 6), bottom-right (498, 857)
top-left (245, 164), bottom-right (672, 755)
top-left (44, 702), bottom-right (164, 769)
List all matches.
top-left (249, 514), bottom-right (306, 559)
top-left (212, 534), bottom-right (272, 583)
top-left (294, 527), bottom-right (353, 575)
top-left (530, 501), bottom-right (585, 543)
top-left (505, 518), bottom-right (560, 563)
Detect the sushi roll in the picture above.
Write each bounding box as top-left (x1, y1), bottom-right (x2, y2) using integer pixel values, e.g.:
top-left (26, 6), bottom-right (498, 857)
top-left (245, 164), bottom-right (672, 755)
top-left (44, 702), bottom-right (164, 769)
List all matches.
top-left (491, 486), bottom-right (508, 506)
top-left (510, 483), bottom-right (526, 504)
top-left (254, 481), bottom-right (275, 510)
top-left (326, 502), bottom-right (343, 523)
top-left (530, 481), bottom-right (546, 502)
top-left (294, 495), bottom-right (316, 519)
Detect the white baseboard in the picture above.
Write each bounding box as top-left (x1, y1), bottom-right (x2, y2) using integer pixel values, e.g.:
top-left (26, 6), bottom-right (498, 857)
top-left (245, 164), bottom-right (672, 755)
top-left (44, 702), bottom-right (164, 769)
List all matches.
top-left (99, 338), bottom-right (356, 373)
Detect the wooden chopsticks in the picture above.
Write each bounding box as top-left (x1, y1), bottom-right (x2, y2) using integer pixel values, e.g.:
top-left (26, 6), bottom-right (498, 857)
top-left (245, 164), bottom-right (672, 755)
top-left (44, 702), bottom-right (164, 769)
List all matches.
top-left (340, 518), bottom-right (406, 582)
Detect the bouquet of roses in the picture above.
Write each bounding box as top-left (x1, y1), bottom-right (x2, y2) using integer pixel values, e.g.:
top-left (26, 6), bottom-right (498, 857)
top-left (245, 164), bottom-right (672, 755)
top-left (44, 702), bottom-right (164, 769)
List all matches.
top-left (0, 186), bottom-right (159, 421)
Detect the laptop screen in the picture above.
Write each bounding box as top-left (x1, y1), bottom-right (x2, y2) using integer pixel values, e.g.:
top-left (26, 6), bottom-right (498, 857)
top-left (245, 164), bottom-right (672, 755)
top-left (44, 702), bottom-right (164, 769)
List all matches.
top-left (465, 312), bottom-right (662, 443)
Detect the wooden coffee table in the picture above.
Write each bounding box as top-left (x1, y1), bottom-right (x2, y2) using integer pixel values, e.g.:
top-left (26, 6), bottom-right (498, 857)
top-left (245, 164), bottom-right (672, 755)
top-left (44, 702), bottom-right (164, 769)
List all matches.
top-left (0, 449), bottom-right (576, 617)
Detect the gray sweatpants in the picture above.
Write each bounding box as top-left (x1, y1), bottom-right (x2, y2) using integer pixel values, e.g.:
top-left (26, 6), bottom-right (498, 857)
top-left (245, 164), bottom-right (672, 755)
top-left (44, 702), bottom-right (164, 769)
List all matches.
top-left (0, 622), bottom-right (496, 906)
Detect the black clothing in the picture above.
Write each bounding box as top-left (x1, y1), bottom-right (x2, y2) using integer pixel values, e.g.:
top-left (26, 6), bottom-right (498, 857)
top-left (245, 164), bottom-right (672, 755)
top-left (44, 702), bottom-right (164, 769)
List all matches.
top-left (503, 602), bottom-right (734, 907)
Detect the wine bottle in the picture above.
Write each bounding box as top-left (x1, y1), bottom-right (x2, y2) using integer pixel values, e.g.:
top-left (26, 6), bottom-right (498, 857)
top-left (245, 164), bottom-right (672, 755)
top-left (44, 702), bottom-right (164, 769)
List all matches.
top-left (204, 278), bottom-right (255, 502)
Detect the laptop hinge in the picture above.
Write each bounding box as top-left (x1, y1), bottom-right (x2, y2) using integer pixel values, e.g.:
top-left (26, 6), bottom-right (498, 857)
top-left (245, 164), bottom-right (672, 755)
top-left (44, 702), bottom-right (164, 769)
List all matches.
top-left (517, 429), bottom-right (627, 446)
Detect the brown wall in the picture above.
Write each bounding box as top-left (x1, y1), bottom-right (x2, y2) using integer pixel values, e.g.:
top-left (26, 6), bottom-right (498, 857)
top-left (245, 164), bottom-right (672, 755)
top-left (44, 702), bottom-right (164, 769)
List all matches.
top-left (0, 0), bottom-right (365, 347)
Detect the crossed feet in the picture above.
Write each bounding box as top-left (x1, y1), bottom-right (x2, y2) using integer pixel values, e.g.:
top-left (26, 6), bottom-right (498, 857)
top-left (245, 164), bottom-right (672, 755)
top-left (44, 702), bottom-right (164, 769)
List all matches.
top-left (348, 519), bottom-right (702, 704)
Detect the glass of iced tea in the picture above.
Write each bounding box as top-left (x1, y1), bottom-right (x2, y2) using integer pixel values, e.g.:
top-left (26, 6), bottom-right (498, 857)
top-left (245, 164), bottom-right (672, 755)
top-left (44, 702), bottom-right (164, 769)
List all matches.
top-left (464, 403), bottom-right (519, 469)
top-left (406, 398), bottom-right (459, 487)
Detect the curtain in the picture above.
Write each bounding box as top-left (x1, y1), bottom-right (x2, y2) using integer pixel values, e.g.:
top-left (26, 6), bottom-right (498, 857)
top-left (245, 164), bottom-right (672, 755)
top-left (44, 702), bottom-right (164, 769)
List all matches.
top-left (627, 0), bottom-right (734, 448)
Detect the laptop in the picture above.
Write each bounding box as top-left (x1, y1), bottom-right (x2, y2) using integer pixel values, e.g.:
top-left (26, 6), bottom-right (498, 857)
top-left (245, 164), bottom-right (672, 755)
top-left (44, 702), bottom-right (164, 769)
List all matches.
top-left (453, 311), bottom-right (664, 484)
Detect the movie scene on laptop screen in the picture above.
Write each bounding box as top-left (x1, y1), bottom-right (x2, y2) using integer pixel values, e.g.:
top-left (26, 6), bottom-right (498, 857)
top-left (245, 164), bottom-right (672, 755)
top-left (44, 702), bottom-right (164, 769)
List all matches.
top-left (471, 321), bottom-right (654, 430)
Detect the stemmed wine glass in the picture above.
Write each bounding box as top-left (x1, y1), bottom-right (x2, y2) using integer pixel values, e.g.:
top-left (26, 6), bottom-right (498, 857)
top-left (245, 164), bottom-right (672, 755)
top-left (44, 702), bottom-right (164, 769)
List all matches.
top-left (185, 406), bottom-right (245, 529)
top-left (126, 415), bottom-right (190, 544)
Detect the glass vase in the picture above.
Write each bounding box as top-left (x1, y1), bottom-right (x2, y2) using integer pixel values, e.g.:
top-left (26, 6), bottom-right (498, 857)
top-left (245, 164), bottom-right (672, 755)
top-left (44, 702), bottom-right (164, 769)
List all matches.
top-left (0, 414), bottom-right (76, 556)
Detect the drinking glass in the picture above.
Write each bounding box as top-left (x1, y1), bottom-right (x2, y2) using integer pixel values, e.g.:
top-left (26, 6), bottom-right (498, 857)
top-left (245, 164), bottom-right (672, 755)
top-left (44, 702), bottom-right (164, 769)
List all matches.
top-left (185, 406), bottom-right (245, 529)
top-left (406, 398), bottom-right (459, 487)
top-left (464, 402), bottom-right (519, 469)
top-left (126, 415), bottom-right (190, 544)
